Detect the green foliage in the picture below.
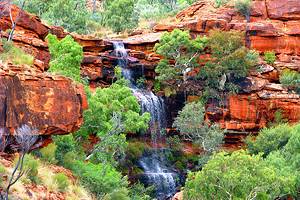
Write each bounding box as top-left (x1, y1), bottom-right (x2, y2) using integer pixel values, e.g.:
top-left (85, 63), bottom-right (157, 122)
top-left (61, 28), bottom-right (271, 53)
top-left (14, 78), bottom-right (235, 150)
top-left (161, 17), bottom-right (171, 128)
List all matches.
top-left (235, 0), bottom-right (252, 17)
top-left (199, 30), bottom-right (258, 100)
top-left (267, 109), bottom-right (288, 127)
top-left (40, 143), bottom-right (57, 164)
top-left (17, 0), bottom-right (90, 34)
top-left (154, 29), bottom-right (207, 90)
top-left (54, 173), bottom-right (70, 192)
top-left (246, 123), bottom-right (293, 156)
top-left (0, 40), bottom-right (34, 65)
top-left (102, 0), bottom-right (138, 33)
top-left (46, 34), bottom-right (83, 83)
top-left (76, 81), bottom-right (150, 165)
top-left (23, 155), bottom-right (40, 184)
top-left (129, 182), bottom-right (153, 200)
top-left (214, 0), bottom-right (230, 8)
top-left (104, 188), bottom-right (130, 200)
top-left (184, 150), bottom-right (298, 200)
top-left (0, 164), bottom-right (5, 187)
top-left (136, 77), bottom-right (146, 89)
top-left (126, 141), bottom-right (150, 163)
top-left (53, 135), bottom-right (76, 165)
top-left (279, 69), bottom-right (300, 93)
top-left (166, 135), bottom-right (183, 152)
top-left (173, 101), bottom-right (224, 153)
top-left (71, 160), bottom-right (128, 198)
top-left (264, 51), bottom-right (276, 65)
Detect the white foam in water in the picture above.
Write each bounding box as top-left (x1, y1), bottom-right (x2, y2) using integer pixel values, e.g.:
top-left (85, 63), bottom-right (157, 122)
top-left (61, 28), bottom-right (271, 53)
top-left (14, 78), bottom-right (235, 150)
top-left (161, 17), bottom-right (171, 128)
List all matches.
top-left (113, 41), bottom-right (178, 200)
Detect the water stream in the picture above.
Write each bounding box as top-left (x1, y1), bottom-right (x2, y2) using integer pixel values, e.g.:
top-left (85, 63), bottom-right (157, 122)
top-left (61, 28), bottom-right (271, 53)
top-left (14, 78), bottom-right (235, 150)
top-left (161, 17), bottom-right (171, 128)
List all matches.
top-left (113, 41), bottom-right (179, 200)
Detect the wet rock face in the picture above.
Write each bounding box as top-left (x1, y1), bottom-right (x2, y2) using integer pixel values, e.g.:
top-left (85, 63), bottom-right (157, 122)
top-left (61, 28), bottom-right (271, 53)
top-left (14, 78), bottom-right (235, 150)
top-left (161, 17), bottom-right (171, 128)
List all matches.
top-left (0, 64), bottom-right (86, 135)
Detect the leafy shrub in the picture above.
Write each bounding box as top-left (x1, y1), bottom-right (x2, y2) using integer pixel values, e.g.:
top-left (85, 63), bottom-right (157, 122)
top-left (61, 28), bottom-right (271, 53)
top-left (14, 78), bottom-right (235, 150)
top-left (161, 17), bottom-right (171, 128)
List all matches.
top-left (0, 164), bottom-right (5, 187)
top-left (184, 150), bottom-right (298, 200)
top-left (53, 135), bottom-right (76, 165)
top-left (279, 69), bottom-right (300, 93)
top-left (46, 34), bottom-right (83, 82)
top-left (173, 101), bottom-right (224, 153)
top-left (71, 160), bottom-right (128, 198)
top-left (104, 188), bottom-right (130, 200)
top-left (264, 51), bottom-right (276, 65)
top-left (267, 109), bottom-right (288, 127)
top-left (40, 143), bottom-right (57, 164)
top-left (0, 40), bottom-right (34, 65)
top-left (214, 0), bottom-right (230, 7)
top-left (235, 0), bottom-right (252, 17)
top-left (23, 155), bottom-right (40, 184)
top-left (246, 123), bottom-right (293, 156)
top-left (54, 173), bottom-right (70, 192)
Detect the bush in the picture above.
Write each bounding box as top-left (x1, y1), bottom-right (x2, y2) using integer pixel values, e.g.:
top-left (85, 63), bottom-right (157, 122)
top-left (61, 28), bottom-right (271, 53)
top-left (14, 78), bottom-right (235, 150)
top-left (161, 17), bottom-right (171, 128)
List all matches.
top-left (235, 0), bottom-right (252, 17)
top-left (53, 135), bottom-right (76, 165)
top-left (0, 164), bottom-right (5, 187)
top-left (104, 188), bottom-right (130, 200)
top-left (264, 51), bottom-right (276, 65)
top-left (71, 160), bottom-right (128, 198)
top-left (46, 34), bottom-right (83, 82)
top-left (214, 0), bottom-right (230, 7)
top-left (184, 150), bottom-right (298, 200)
top-left (279, 69), bottom-right (300, 93)
top-left (246, 123), bottom-right (293, 156)
top-left (23, 155), bottom-right (40, 184)
top-left (54, 173), bottom-right (70, 192)
top-left (40, 143), bottom-right (57, 164)
top-left (0, 40), bottom-right (34, 65)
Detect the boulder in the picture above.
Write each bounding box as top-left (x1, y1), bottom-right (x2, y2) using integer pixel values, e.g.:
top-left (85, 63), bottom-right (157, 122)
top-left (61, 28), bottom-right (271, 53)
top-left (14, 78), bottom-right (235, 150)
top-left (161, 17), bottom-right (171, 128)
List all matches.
top-left (0, 63), bottom-right (87, 135)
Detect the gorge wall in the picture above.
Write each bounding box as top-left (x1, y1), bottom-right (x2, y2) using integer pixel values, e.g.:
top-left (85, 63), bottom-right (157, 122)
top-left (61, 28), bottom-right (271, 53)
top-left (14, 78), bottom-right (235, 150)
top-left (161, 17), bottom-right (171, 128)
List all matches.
top-left (1, 1), bottom-right (300, 145)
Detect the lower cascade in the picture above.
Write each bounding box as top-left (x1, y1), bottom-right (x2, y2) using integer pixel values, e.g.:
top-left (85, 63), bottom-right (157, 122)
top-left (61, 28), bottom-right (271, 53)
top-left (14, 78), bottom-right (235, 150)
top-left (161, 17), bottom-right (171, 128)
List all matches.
top-left (113, 41), bottom-right (180, 199)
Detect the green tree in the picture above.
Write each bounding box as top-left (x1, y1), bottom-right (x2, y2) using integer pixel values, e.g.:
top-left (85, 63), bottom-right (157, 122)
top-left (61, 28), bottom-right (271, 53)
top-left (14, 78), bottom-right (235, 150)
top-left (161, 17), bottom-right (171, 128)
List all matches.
top-left (173, 102), bottom-right (224, 153)
top-left (154, 29), bottom-right (207, 94)
top-left (76, 80), bottom-right (150, 165)
top-left (199, 30), bottom-right (258, 101)
top-left (184, 150), bottom-right (298, 200)
top-left (46, 34), bottom-right (83, 83)
top-left (102, 0), bottom-right (138, 33)
top-left (16, 0), bottom-right (90, 34)
top-left (264, 51), bottom-right (276, 65)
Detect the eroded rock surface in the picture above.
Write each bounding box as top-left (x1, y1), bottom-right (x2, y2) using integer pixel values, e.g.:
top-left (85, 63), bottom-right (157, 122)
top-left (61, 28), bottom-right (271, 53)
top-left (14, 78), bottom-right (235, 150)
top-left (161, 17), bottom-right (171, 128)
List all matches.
top-left (0, 63), bottom-right (86, 135)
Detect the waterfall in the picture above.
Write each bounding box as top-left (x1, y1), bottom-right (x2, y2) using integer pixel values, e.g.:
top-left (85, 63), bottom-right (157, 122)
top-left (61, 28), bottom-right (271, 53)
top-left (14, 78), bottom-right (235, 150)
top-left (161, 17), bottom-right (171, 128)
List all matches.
top-left (113, 41), bottom-right (179, 200)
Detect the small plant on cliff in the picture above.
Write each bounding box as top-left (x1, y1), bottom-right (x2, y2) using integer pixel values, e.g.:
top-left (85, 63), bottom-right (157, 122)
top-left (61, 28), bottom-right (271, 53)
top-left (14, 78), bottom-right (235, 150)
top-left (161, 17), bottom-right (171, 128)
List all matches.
top-left (279, 69), bottom-right (300, 94)
top-left (199, 30), bottom-right (258, 102)
top-left (173, 101), bottom-right (224, 153)
top-left (235, 0), bottom-right (252, 48)
top-left (46, 34), bottom-right (83, 83)
top-left (0, 40), bottom-right (34, 65)
top-left (264, 51), bottom-right (276, 65)
top-left (154, 29), bottom-right (208, 96)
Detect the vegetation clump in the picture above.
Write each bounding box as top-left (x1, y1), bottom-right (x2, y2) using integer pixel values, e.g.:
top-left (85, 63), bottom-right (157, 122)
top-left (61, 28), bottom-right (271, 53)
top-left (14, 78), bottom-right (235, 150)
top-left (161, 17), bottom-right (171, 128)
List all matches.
top-left (0, 40), bottom-right (34, 65)
top-left (264, 51), bottom-right (276, 65)
top-left (279, 69), bottom-right (300, 94)
top-left (46, 34), bottom-right (83, 83)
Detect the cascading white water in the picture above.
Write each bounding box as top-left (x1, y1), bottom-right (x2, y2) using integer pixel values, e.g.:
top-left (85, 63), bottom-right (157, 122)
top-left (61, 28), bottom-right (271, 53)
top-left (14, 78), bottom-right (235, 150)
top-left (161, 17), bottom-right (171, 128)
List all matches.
top-left (113, 41), bottom-right (178, 200)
